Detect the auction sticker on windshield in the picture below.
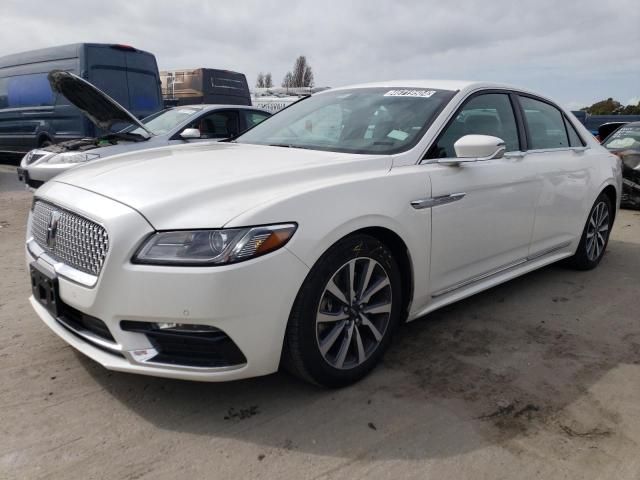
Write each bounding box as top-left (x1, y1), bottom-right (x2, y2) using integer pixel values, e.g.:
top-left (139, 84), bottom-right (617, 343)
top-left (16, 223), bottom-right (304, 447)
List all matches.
top-left (384, 89), bottom-right (436, 98)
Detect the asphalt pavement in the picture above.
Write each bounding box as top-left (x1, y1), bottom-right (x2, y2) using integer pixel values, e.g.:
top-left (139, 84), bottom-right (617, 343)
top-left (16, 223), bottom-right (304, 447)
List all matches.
top-left (0, 164), bottom-right (24, 193)
top-left (2, 187), bottom-right (640, 479)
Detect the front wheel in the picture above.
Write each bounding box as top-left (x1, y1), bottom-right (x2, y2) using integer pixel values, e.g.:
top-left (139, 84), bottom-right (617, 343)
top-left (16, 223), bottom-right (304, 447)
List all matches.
top-left (283, 235), bottom-right (402, 387)
top-left (567, 193), bottom-right (613, 270)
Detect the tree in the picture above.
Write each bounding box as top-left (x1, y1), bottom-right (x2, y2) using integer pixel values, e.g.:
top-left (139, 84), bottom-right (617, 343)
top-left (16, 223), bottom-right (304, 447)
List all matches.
top-left (256, 72), bottom-right (265, 88)
top-left (581, 98), bottom-right (623, 115)
top-left (282, 71), bottom-right (294, 88)
top-left (282, 55), bottom-right (314, 88)
top-left (621, 101), bottom-right (640, 115)
top-left (264, 72), bottom-right (273, 88)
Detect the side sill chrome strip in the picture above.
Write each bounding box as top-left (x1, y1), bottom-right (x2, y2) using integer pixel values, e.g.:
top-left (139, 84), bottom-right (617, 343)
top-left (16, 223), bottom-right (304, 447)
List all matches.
top-left (431, 258), bottom-right (527, 298)
top-left (411, 192), bottom-right (466, 210)
top-left (527, 240), bottom-right (572, 261)
top-left (431, 241), bottom-right (573, 298)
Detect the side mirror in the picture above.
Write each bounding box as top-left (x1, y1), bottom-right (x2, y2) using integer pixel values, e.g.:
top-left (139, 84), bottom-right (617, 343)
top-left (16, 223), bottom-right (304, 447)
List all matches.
top-left (439, 135), bottom-right (506, 165)
top-left (180, 128), bottom-right (201, 139)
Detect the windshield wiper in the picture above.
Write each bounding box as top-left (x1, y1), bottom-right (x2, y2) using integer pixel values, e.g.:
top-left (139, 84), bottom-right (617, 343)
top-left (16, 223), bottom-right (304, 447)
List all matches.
top-left (267, 143), bottom-right (316, 150)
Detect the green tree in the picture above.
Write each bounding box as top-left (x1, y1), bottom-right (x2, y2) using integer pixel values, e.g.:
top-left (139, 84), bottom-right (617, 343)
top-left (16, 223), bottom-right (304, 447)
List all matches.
top-left (621, 102), bottom-right (640, 115)
top-left (581, 98), bottom-right (623, 115)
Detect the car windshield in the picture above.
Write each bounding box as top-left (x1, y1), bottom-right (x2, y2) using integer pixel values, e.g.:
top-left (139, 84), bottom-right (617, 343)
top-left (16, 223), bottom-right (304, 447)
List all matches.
top-left (603, 124), bottom-right (640, 151)
top-left (234, 87), bottom-right (456, 154)
top-left (122, 107), bottom-right (200, 136)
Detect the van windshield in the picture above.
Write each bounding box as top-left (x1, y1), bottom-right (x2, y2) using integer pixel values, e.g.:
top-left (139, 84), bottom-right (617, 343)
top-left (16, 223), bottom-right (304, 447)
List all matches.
top-left (235, 87), bottom-right (455, 154)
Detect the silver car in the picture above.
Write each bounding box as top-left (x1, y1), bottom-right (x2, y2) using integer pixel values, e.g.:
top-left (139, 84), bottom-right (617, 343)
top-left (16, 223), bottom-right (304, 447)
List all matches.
top-left (17, 71), bottom-right (270, 189)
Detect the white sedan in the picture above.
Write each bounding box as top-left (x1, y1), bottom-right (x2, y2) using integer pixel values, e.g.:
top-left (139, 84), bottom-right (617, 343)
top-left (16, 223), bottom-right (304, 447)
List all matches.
top-left (25, 80), bottom-right (622, 387)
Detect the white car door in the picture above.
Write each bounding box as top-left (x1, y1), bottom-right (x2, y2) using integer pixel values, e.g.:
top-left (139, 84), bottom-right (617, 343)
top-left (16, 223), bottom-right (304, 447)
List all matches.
top-left (516, 95), bottom-right (592, 256)
top-left (422, 92), bottom-right (540, 297)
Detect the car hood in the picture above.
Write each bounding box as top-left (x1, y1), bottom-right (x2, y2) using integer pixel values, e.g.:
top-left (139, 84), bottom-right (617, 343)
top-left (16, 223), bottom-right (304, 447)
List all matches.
top-left (48, 70), bottom-right (153, 137)
top-left (50, 142), bottom-right (391, 229)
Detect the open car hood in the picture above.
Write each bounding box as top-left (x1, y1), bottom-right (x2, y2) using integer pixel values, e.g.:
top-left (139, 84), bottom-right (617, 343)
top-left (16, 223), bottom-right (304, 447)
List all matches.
top-left (48, 70), bottom-right (154, 137)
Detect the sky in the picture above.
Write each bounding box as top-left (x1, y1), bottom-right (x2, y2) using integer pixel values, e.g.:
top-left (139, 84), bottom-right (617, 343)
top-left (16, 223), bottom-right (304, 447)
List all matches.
top-left (1, 0), bottom-right (638, 110)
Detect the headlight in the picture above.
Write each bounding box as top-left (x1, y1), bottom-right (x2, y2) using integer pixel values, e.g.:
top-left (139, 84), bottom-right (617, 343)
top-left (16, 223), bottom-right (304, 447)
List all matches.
top-left (133, 223), bottom-right (297, 266)
top-left (47, 152), bottom-right (101, 164)
top-left (22, 149), bottom-right (51, 165)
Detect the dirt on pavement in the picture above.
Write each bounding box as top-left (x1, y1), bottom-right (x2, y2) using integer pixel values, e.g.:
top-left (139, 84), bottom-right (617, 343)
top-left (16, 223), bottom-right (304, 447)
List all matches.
top-left (1, 188), bottom-right (639, 479)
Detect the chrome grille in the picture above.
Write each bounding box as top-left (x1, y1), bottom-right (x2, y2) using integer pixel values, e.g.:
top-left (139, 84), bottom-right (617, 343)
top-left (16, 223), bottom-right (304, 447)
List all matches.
top-left (31, 201), bottom-right (109, 276)
top-left (26, 152), bottom-right (47, 165)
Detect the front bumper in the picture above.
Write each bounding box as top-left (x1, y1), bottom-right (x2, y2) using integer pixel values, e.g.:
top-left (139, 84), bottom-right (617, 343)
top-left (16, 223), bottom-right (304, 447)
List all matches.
top-left (27, 182), bottom-right (309, 381)
top-left (21, 162), bottom-right (73, 187)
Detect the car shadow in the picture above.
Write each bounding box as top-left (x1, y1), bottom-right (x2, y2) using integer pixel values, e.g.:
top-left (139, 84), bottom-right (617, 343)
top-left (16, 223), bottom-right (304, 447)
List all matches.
top-left (78, 238), bottom-right (640, 460)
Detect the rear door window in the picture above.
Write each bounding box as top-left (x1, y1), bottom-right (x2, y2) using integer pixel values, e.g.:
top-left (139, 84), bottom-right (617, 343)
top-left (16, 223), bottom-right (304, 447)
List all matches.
top-left (89, 67), bottom-right (129, 108)
top-left (126, 70), bottom-right (162, 117)
top-left (519, 96), bottom-right (569, 150)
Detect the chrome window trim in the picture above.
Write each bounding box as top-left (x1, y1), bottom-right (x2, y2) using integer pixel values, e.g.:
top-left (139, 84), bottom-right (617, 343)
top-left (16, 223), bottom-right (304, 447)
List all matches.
top-left (524, 146), bottom-right (590, 154)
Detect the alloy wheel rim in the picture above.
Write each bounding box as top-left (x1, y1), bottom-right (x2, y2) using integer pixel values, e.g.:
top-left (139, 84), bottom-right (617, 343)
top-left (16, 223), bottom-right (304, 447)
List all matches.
top-left (315, 257), bottom-right (392, 370)
top-left (585, 201), bottom-right (609, 261)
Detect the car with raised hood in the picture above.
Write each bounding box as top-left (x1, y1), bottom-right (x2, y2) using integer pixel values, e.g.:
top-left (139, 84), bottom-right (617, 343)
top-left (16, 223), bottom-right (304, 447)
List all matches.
top-left (25, 80), bottom-right (621, 387)
top-left (0, 43), bottom-right (163, 156)
top-left (601, 121), bottom-right (640, 208)
top-left (17, 70), bottom-right (270, 189)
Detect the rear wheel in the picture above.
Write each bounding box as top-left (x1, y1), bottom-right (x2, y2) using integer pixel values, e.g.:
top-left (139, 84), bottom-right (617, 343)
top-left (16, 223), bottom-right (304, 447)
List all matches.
top-left (567, 193), bottom-right (613, 270)
top-left (283, 235), bottom-right (402, 387)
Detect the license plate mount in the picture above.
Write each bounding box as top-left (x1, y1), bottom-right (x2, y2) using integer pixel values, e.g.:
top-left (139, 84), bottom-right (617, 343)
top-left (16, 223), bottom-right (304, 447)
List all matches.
top-left (17, 167), bottom-right (28, 183)
top-left (30, 262), bottom-right (59, 317)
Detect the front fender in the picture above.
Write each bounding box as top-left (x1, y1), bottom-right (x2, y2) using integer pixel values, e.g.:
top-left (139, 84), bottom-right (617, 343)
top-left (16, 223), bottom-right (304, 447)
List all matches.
top-left (227, 164), bottom-right (435, 313)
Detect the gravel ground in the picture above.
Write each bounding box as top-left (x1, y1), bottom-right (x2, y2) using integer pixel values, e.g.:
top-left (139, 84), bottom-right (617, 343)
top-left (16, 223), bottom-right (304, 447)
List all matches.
top-left (1, 183), bottom-right (639, 479)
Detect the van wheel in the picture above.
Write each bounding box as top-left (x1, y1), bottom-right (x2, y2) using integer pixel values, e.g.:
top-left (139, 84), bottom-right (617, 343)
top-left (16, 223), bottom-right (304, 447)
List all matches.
top-left (39, 138), bottom-right (53, 148)
top-left (567, 193), bottom-right (613, 270)
top-left (282, 234), bottom-right (402, 387)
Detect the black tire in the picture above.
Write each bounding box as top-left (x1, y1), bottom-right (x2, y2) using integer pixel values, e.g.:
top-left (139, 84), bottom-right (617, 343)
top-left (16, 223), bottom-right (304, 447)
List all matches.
top-left (39, 138), bottom-right (53, 148)
top-left (566, 193), bottom-right (613, 270)
top-left (283, 234), bottom-right (402, 387)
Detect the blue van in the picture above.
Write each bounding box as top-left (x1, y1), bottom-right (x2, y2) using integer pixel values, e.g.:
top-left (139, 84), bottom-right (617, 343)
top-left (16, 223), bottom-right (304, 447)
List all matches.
top-left (0, 43), bottom-right (163, 155)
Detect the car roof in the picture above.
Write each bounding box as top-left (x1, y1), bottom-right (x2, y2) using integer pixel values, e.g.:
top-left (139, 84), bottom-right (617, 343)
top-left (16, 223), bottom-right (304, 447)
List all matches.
top-left (327, 79), bottom-right (522, 93)
top-left (332, 79), bottom-right (566, 99)
top-left (322, 79), bottom-right (571, 111)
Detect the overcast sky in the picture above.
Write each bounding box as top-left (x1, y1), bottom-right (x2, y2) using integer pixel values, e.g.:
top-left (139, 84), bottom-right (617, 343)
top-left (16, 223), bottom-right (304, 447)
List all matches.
top-left (1, 0), bottom-right (638, 109)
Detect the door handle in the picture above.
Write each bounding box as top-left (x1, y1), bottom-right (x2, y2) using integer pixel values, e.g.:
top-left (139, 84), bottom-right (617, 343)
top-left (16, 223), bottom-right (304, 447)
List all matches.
top-left (411, 192), bottom-right (466, 209)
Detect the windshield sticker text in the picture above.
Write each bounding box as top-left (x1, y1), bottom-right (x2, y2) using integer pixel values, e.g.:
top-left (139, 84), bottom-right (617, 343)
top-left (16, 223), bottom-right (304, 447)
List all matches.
top-left (384, 89), bottom-right (436, 98)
